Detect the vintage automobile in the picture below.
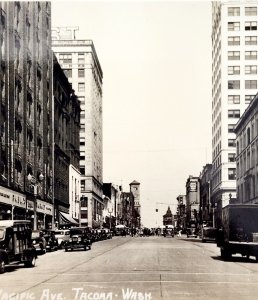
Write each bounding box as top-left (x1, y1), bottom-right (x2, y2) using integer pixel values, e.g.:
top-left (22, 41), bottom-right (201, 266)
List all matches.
top-left (201, 226), bottom-right (217, 243)
top-left (186, 227), bottom-right (198, 238)
top-left (31, 231), bottom-right (47, 254)
top-left (42, 230), bottom-right (58, 251)
top-left (54, 229), bottom-right (70, 248)
top-left (163, 225), bottom-right (174, 238)
top-left (103, 228), bottom-right (112, 239)
top-left (0, 220), bottom-right (37, 274)
top-left (64, 227), bottom-right (92, 251)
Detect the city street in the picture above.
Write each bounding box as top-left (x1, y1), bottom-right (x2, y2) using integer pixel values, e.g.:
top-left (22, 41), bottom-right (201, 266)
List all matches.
top-left (2, 236), bottom-right (258, 300)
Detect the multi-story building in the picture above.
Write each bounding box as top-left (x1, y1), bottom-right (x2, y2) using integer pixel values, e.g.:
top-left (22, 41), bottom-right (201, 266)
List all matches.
top-left (185, 176), bottom-right (200, 227)
top-left (52, 27), bottom-right (103, 228)
top-left (176, 195), bottom-right (186, 229)
top-left (0, 2), bottom-right (53, 229)
top-left (53, 55), bottom-right (81, 227)
top-left (211, 1), bottom-right (258, 225)
top-left (199, 164), bottom-right (213, 225)
top-left (102, 183), bottom-right (118, 228)
top-left (163, 206), bottom-right (173, 226)
top-left (129, 180), bottom-right (141, 228)
top-left (235, 93), bottom-right (258, 204)
top-left (119, 192), bottom-right (135, 228)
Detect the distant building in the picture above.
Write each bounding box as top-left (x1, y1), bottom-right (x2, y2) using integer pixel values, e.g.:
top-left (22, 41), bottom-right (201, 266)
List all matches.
top-left (53, 55), bottom-right (80, 228)
top-left (103, 183), bottom-right (118, 228)
top-left (52, 27), bottom-right (103, 228)
top-left (185, 176), bottom-right (200, 227)
top-left (199, 164), bottom-right (212, 225)
top-left (129, 180), bottom-right (141, 227)
top-left (235, 93), bottom-right (258, 204)
top-left (0, 2), bottom-right (54, 229)
top-left (163, 206), bottom-right (173, 226)
top-left (120, 192), bottom-right (135, 228)
top-left (176, 195), bottom-right (186, 229)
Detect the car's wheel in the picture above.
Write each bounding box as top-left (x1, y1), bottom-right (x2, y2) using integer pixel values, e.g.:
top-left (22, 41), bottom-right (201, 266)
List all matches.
top-left (88, 245), bottom-right (91, 250)
top-left (25, 255), bottom-right (36, 268)
top-left (255, 255), bottom-right (258, 263)
top-left (221, 247), bottom-right (231, 261)
top-left (0, 259), bottom-right (5, 274)
top-left (65, 248), bottom-right (68, 252)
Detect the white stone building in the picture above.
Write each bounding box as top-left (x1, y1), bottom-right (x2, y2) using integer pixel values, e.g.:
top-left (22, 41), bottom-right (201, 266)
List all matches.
top-left (52, 27), bottom-right (103, 228)
top-left (211, 2), bottom-right (258, 224)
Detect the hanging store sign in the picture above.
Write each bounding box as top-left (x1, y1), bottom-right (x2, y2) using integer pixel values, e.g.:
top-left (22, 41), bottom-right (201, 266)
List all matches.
top-left (36, 199), bottom-right (53, 215)
top-left (0, 186), bottom-right (26, 209)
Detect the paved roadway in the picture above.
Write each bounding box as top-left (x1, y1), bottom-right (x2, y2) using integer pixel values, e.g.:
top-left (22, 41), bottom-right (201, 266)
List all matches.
top-left (1, 235), bottom-right (258, 300)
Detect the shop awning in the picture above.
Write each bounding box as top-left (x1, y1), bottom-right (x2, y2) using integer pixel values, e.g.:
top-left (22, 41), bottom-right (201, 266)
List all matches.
top-left (59, 211), bottom-right (78, 226)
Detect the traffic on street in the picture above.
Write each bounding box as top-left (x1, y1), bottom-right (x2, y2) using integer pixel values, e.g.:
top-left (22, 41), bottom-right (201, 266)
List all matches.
top-left (1, 232), bottom-right (258, 300)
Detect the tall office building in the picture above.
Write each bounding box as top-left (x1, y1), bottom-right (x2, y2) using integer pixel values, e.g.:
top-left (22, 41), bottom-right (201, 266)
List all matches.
top-left (52, 27), bottom-right (103, 228)
top-left (211, 1), bottom-right (258, 225)
top-left (0, 2), bottom-right (54, 228)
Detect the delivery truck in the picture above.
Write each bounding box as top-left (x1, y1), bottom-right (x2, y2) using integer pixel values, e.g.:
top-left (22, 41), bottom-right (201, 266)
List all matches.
top-left (217, 204), bottom-right (258, 262)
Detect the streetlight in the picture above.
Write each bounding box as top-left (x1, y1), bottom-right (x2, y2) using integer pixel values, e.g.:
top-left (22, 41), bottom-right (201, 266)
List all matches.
top-left (28, 173), bottom-right (44, 230)
top-left (108, 208), bottom-right (113, 230)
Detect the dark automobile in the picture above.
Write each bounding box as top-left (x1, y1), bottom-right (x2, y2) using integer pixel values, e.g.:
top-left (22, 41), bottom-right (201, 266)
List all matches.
top-left (201, 227), bottom-right (217, 243)
top-left (43, 230), bottom-right (58, 251)
top-left (186, 227), bottom-right (198, 238)
top-left (103, 228), bottom-right (112, 239)
top-left (31, 231), bottom-right (46, 254)
top-left (163, 226), bottom-right (174, 237)
top-left (64, 227), bottom-right (92, 251)
top-left (0, 220), bottom-right (37, 274)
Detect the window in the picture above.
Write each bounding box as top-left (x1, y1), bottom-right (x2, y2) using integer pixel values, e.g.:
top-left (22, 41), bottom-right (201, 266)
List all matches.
top-left (63, 69), bottom-right (72, 77)
top-left (245, 65), bottom-right (257, 74)
top-left (245, 80), bottom-right (257, 89)
top-left (228, 22), bottom-right (240, 31)
top-left (245, 21), bottom-right (257, 31)
top-left (228, 110), bottom-right (240, 118)
top-left (228, 80), bottom-right (240, 89)
top-left (228, 36), bottom-right (240, 46)
top-left (80, 166), bottom-right (85, 175)
top-left (228, 139), bottom-right (236, 147)
top-left (228, 95), bottom-right (240, 104)
top-left (78, 69), bottom-right (84, 78)
top-left (245, 7), bottom-right (257, 16)
top-left (81, 180), bottom-right (85, 191)
top-left (228, 168), bottom-right (236, 180)
top-left (228, 153), bottom-right (236, 162)
top-left (78, 53), bottom-right (85, 64)
top-left (78, 96), bottom-right (85, 105)
top-left (228, 7), bottom-right (240, 16)
top-left (78, 82), bottom-right (85, 92)
top-left (228, 124), bottom-right (235, 133)
top-left (59, 54), bottom-right (72, 64)
top-left (228, 51), bottom-right (240, 60)
top-left (228, 66), bottom-right (240, 75)
top-left (245, 95), bottom-right (255, 104)
top-left (245, 51), bottom-right (257, 60)
top-left (245, 36), bottom-right (257, 45)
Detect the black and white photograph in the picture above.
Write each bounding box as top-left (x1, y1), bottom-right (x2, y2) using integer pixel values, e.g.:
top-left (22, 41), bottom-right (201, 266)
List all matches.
top-left (1, 0), bottom-right (258, 299)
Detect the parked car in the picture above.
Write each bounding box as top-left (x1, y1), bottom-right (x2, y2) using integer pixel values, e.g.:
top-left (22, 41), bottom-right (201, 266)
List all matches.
top-left (31, 231), bottom-right (46, 254)
top-left (54, 229), bottom-right (70, 248)
top-left (186, 227), bottom-right (198, 238)
top-left (201, 227), bottom-right (217, 243)
top-left (163, 225), bottom-right (174, 237)
top-left (103, 228), bottom-right (112, 239)
top-left (42, 230), bottom-right (58, 251)
top-left (64, 227), bottom-right (92, 252)
top-left (0, 220), bottom-right (37, 274)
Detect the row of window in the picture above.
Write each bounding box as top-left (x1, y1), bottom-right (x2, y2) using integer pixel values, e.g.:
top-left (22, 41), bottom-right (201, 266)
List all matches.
top-left (228, 21), bottom-right (257, 31)
top-left (59, 53), bottom-right (85, 64)
top-left (63, 69), bottom-right (85, 78)
top-left (228, 95), bottom-right (255, 105)
top-left (228, 80), bottom-right (257, 89)
top-left (228, 7), bottom-right (257, 16)
top-left (228, 36), bottom-right (257, 45)
top-left (228, 51), bottom-right (257, 60)
top-left (228, 65), bottom-right (257, 75)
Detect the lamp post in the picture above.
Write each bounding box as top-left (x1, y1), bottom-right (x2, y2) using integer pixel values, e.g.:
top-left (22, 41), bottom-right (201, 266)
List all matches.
top-left (28, 173), bottom-right (44, 230)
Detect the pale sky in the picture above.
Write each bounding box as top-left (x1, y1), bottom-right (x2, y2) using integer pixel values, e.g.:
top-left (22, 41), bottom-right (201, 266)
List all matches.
top-left (52, 1), bottom-right (212, 227)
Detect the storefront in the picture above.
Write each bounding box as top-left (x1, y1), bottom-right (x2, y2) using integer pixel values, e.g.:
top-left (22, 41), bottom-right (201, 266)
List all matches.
top-left (36, 199), bottom-right (53, 230)
top-left (0, 186), bottom-right (27, 220)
